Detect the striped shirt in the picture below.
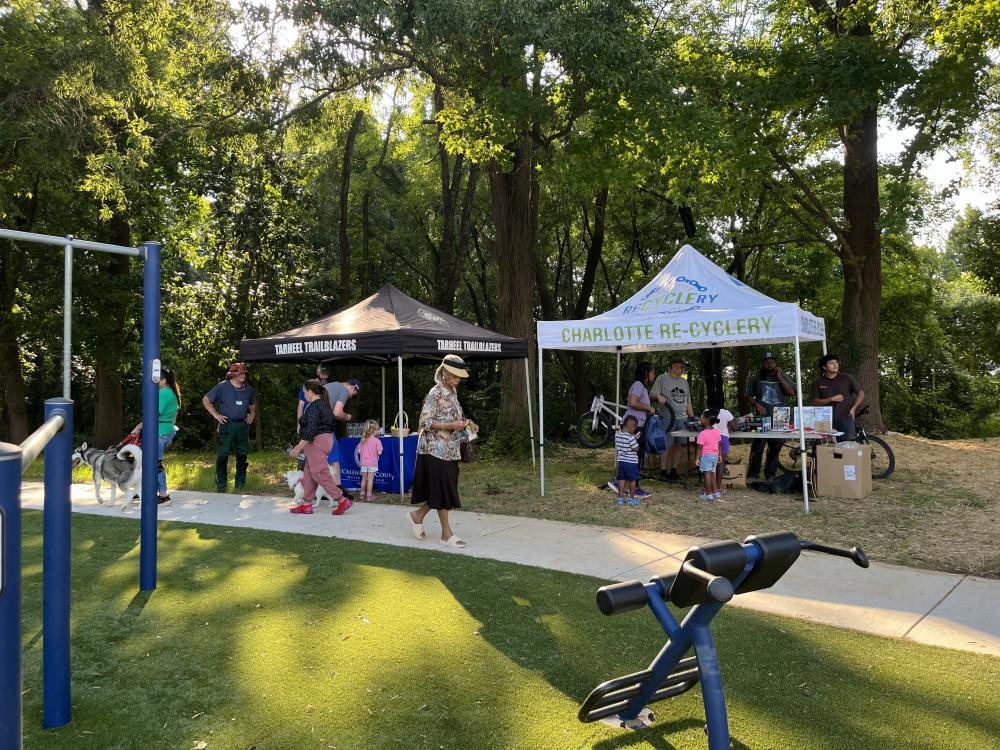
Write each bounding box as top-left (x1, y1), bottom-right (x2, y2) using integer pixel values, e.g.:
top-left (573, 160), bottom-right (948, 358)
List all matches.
top-left (615, 430), bottom-right (640, 464)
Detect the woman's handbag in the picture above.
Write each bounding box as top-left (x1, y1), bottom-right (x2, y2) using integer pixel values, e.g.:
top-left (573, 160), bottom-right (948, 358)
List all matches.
top-left (391, 411), bottom-right (410, 437)
top-left (459, 440), bottom-right (474, 463)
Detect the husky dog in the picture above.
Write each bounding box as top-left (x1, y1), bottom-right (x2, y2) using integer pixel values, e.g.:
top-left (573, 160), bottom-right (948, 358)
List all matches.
top-left (71, 443), bottom-right (142, 509)
top-left (283, 469), bottom-right (336, 507)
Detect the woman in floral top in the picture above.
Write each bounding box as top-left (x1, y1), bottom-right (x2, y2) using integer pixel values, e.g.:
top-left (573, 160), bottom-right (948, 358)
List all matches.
top-left (407, 355), bottom-right (478, 547)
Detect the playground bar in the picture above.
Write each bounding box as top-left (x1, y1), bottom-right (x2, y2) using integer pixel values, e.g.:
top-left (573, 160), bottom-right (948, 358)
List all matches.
top-left (42, 398), bottom-right (73, 729)
top-left (0, 443), bottom-right (24, 749)
top-left (140, 241), bottom-right (161, 592)
top-left (0, 228), bottom-right (143, 257)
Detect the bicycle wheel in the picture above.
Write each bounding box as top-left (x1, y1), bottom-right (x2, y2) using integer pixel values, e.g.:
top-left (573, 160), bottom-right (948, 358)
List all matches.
top-left (577, 412), bottom-right (614, 448)
top-left (866, 434), bottom-right (895, 479)
top-left (777, 440), bottom-right (807, 473)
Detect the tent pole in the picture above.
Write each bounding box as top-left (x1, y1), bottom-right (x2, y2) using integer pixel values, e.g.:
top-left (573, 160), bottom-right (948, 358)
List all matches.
top-left (381, 365), bottom-right (386, 428)
top-left (524, 357), bottom-right (536, 468)
top-left (398, 355), bottom-right (404, 501)
top-left (615, 348), bottom-right (621, 419)
top-left (538, 346), bottom-right (545, 497)
top-left (794, 335), bottom-right (809, 513)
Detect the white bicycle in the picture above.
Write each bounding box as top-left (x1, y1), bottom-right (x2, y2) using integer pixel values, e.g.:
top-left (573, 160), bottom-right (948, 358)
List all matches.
top-left (576, 393), bottom-right (625, 448)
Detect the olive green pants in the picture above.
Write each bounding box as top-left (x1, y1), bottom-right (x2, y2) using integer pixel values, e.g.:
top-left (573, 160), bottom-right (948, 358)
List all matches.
top-left (216, 421), bottom-right (250, 488)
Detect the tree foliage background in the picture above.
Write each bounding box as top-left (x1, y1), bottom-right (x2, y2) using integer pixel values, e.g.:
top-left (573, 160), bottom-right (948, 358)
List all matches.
top-left (2, 0), bottom-right (999, 448)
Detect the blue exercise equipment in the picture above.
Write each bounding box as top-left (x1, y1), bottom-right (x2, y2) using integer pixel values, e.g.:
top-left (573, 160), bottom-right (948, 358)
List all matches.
top-left (578, 531), bottom-right (869, 748)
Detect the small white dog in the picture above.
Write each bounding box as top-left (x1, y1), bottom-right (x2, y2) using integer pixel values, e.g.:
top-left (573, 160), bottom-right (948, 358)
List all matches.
top-left (72, 443), bottom-right (142, 510)
top-left (284, 468), bottom-right (337, 507)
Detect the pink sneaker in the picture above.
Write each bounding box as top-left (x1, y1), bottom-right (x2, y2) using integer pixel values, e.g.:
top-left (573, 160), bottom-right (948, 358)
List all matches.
top-left (290, 503), bottom-right (314, 514)
top-left (366, 493), bottom-right (376, 501)
top-left (332, 498), bottom-right (353, 516)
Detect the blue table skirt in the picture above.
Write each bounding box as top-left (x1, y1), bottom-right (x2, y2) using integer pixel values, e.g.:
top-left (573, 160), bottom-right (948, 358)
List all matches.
top-left (331, 435), bottom-right (418, 492)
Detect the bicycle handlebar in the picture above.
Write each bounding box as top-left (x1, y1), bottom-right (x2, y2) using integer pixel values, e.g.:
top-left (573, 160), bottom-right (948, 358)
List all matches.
top-left (799, 540), bottom-right (869, 568)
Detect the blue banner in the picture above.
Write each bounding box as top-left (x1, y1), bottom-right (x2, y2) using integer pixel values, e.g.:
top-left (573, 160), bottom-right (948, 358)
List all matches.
top-left (333, 435), bottom-right (418, 492)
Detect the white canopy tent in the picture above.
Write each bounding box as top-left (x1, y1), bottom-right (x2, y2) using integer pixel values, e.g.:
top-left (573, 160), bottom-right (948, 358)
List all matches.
top-left (536, 244), bottom-right (828, 511)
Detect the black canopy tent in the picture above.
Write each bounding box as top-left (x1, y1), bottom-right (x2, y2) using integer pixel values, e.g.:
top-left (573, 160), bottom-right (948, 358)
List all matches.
top-left (239, 284), bottom-right (534, 496)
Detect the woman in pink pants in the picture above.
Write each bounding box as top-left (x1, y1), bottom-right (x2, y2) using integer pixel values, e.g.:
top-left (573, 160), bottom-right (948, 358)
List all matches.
top-left (288, 380), bottom-right (351, 515)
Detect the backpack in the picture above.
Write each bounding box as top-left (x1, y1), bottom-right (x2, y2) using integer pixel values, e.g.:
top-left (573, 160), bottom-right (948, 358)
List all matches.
top-left (644, 415), bottom-right (667, 454)
top-left (750, 471), bottom-right (802, 495)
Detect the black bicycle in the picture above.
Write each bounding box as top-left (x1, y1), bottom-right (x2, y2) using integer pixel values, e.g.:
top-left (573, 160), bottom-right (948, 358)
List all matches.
top-left (777, 405), bottom-right (895, 479)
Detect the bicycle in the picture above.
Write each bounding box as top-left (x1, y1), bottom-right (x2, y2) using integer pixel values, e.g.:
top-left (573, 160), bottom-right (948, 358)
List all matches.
top-left (577, 392), bottom-right (626, 448)
top-left (576, 388), bottom-right (677, 449)
top-left (777, 405), bottom-right (895, 479)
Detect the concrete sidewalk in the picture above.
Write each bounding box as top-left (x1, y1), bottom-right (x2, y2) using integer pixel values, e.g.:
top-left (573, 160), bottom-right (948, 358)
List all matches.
top-left (20, 482), bottom-right (1000, 658)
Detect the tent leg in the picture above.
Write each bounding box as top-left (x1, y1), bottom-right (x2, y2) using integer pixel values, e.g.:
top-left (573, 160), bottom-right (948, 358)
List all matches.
top-left (538, 346), bottom-right (545, 497)
top-left (398, 356), bottom-right (404, 501)
top-left (615, 347), bottom-right (622, 488)
top-left (794, 336), bottom-right (809, 513)
top-left (381, 365), bottom-right (386, 429)
top-left (615, 348), bottom-right (621, 421)
top-left (524, 357), bottom-right (536, 468)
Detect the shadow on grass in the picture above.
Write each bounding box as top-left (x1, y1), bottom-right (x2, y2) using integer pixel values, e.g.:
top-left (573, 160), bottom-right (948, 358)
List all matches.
top-left (17, 511), bottom-right (1000, 750)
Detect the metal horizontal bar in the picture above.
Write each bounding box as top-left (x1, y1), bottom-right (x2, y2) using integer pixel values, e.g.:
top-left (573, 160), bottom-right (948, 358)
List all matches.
top-left (0, 228), bottom-right (143, 257)
top-left (19, 413), bottom-right (66, 474)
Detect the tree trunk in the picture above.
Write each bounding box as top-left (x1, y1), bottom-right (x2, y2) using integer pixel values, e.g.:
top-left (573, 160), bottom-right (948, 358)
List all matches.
top-left (338, 109), bottom-right (365, 306)
top-left (840, 106), bottom-right (885, 432)
top-left (0, 240), bottom-right (29, 442)
top-left (93, 214), bottom-right (132, 447)
top-left (488, 133), bottom-right (539, 433)
top-left (432, 88), bottom-right (479, 314)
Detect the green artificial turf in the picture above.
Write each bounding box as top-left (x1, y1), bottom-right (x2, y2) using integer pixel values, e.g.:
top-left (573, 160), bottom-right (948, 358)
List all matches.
top-left (18, 512), bottom-right (1000, 750)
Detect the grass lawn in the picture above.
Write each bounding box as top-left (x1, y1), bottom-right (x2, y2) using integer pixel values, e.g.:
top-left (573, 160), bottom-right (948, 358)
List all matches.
top-left (19, 511), bottom-right (1000, 750)
top-left (33, 432), bottom-right (1000, 577)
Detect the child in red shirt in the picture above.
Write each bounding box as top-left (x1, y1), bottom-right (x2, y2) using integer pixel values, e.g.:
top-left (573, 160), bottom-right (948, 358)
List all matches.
top-left (695, 409), bottom-right (722, 501)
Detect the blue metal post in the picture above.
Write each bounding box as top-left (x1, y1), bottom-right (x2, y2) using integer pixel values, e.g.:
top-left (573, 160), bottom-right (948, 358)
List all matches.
top-left (0, 442), bottom-right (24, 749)
top-left (692, 624), bottom-right (730, 750)
top-left (42, 397), bottom-right (73, 729)
top-left (140, 241), bottom-right (161, 592)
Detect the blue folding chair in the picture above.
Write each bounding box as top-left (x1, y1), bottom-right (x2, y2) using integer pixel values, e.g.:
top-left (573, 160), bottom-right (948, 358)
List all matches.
top-left (579, 531), bottom-right (869, 749)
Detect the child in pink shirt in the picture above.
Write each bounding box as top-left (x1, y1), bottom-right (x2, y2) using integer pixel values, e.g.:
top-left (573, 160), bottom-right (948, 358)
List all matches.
top-left (359, 420), bottom-right (383, 500)
top-left (695, 409), bottom-right (722, 501)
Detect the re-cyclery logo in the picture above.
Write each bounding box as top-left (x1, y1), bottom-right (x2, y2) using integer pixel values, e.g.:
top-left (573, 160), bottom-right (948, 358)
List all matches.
top-left (624, 272), bottom-right (718, 314)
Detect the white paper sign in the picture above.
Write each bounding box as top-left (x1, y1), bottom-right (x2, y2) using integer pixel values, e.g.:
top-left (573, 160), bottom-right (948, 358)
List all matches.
top-left (844, 465), bottom-right (857, 481)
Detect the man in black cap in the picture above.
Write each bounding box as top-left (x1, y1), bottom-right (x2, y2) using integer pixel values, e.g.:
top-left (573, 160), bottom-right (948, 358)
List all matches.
top-left (745, 352), bottom-right (795, 481)
top-left (651, 356), bottom-right (694, 481)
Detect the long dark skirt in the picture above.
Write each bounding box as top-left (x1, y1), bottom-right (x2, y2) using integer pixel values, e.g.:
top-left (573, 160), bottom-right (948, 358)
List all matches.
top-left (410, 453), bottom-right (461, 510)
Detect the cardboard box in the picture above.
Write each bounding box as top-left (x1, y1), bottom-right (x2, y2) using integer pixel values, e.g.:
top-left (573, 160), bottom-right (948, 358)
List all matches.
top-left (813, 445), bottom-right (872, 499)
top-left (722, 462), bottom-right (747, 489)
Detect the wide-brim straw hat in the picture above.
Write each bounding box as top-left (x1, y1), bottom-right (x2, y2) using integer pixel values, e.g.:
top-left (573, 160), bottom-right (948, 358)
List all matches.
top-left (440, 355), bottom-right (469, 378)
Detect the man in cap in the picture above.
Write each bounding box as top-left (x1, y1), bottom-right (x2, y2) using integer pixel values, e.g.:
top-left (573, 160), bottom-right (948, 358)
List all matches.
top-left (323, 376), bottom-right (362, 495)
top-left (651, 356), bottom-right (694, 481)
top-left (745, 352), bottom-right (795, 481)
top-left (202, 362), bottom-right (257, 492)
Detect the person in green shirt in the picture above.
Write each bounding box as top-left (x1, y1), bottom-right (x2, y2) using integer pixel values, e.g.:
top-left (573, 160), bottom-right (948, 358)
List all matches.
top-left (131, 368), bottom-right (181, 505)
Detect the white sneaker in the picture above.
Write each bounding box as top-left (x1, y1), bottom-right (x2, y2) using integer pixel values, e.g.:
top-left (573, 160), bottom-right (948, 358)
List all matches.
top-left (712, 492), bottom-right (722, 500)
top-left (698, 493), bottom-right (712, 501)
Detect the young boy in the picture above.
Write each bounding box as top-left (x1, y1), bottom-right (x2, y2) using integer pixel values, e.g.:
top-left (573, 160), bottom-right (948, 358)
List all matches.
top-left (615, 415), bottom-right (642, 506)
top-left (696, 409), bottom-right (722, 501)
